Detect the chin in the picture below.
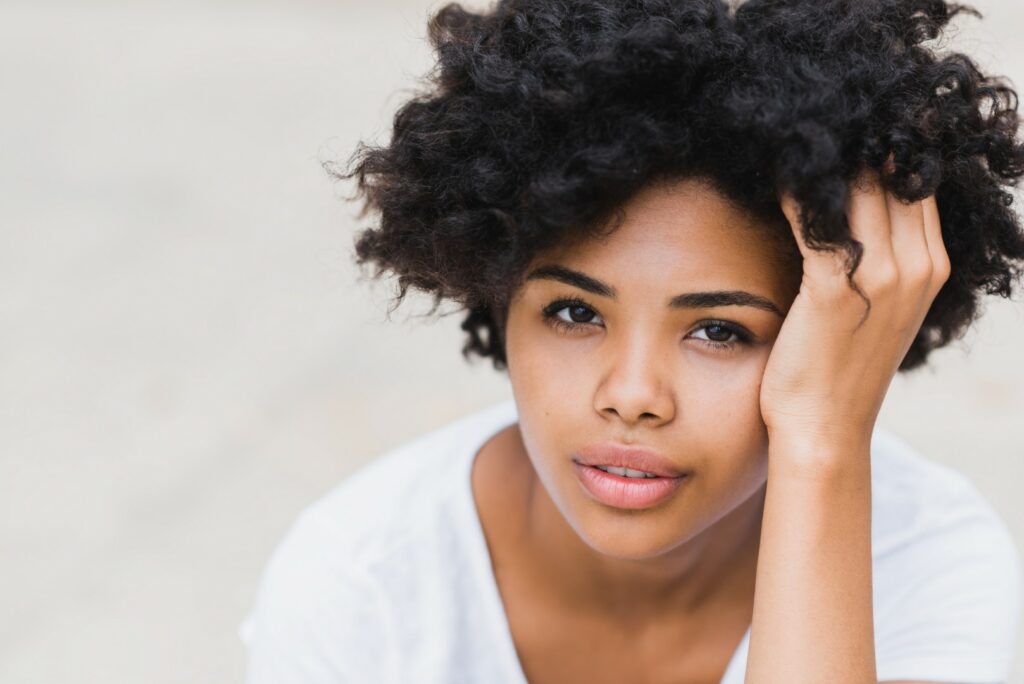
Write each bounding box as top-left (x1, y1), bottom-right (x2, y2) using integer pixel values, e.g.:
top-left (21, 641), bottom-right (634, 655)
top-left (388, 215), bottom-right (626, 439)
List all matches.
top-left (564, 499), bottom-right (699, 561)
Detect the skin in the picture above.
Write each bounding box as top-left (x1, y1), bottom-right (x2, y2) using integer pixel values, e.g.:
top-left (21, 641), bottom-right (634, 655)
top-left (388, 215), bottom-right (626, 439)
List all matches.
top-left (472, 167), bottom-right (949, 683)
top-left (502, 176), bottom-right (800, 612)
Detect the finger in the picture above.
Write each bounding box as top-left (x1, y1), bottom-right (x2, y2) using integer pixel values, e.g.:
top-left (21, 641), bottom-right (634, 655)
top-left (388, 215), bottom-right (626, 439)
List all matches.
top-left (884, 190), bottom-right (933, 363)
top-left (778, 191), bottom-right (810, 260)
top-left (778, 191), bottom-right (848, 279)
top-left (922, 194), bottom-right (951, 294)
top-left (885, 190), bottom-right (930, 285)
top-left (846, 166), bottom-right (897, 284)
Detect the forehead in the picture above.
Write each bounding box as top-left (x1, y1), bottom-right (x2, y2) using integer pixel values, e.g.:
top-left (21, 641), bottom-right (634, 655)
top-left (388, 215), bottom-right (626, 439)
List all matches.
top-left (531, 177), bottom-right (799, 293)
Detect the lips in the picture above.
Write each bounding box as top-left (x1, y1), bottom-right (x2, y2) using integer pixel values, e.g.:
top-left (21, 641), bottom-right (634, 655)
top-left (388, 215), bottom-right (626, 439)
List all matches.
top-left (574, 461), bottom-right (688, 509)
top-left (573, 442), bottom-right (689, 479)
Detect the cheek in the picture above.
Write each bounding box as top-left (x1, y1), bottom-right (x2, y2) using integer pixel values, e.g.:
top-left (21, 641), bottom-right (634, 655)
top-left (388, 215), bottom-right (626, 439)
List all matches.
top-left (685, 349), bottom-right (769, 425)
top-left (505, 316), bottom-right (593, 404)
top-left (683, 350), bottom-right (772, 476)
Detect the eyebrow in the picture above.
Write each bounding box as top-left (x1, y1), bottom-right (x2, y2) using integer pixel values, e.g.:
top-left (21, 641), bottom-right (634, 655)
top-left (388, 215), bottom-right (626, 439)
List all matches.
top-left (525, 264), bottom-right (785, 318)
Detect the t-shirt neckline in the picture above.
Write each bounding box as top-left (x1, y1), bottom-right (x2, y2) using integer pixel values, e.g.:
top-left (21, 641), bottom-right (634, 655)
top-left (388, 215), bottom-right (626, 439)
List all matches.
top-left (456, 399), bottom-right (750, 684)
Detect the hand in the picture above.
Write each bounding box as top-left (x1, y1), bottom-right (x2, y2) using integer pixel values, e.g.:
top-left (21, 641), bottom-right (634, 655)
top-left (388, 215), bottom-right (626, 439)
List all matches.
top-left (760, 162), bottom-right (951, 461)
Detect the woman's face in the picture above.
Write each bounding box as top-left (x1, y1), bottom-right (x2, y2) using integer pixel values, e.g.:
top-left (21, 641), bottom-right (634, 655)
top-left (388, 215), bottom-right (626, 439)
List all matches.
top-left (503, 177), bottom-right (802, 560)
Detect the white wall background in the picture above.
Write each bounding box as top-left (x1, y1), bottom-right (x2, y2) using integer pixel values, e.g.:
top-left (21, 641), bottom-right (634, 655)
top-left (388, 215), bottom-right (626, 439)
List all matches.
top-left (1, 0), bottom-right (1021, 681)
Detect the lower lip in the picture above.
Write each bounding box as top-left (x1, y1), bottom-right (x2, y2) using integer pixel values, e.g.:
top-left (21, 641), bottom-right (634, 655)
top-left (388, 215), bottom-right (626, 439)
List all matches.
top-left (573, 462), bottom-right (689, 510)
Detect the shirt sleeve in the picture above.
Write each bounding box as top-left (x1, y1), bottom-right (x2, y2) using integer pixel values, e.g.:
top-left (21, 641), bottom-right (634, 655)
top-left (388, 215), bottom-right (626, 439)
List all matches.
top-left (873, 506), bottom-right (1023, 684)
top-left (239, 510), bottom-right (401, 684)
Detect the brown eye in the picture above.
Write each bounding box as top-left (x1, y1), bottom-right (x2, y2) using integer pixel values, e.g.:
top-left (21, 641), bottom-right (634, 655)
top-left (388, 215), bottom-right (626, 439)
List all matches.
top-left (541, 297), bottom-right (604, 332)
top-left (565, 304), bottom-right (596, 324)
top-left (703, 324), bottom-right (734, 342)
top-left (688, 320), bottom-right (753, 351)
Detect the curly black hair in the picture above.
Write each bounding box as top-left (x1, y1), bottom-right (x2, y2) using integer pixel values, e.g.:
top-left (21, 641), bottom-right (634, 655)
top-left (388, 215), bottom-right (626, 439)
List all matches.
top-left (332, 0), bottom-right (1024, 373)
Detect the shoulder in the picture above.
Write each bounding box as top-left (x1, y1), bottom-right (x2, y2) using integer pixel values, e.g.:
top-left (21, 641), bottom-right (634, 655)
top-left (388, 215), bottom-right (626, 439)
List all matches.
top-left (869, 426), bottom-right (1017, 564)
top-left (295, 397), bottom-right (518, 567)
top-left (249, 397), bottom-right (518, 590)
top-left (240, 399), bottom-right (519, 682)
top-left (240, 505), bottom-right (402, 682)
top-left (868, 426), bottom-right (1022, 683)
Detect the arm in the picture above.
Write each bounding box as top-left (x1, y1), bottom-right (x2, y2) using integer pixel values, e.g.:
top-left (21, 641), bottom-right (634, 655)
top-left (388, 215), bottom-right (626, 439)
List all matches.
top-left (744, 438), bottom-right (876, 684)
top-left (745, 157), bottom-right (950, 684)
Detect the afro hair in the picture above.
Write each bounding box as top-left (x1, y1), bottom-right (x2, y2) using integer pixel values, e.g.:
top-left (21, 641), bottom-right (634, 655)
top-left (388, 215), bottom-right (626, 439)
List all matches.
top-left (333, 0), bottom-right (1024, 373)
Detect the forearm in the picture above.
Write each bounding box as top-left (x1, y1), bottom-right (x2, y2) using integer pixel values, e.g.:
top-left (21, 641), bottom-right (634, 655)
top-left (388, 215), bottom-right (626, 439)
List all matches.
top-left (743, 439), bottom-right (877, 684)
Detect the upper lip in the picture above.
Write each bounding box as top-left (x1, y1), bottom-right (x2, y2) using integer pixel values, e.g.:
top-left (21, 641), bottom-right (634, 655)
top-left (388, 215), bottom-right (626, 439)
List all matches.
top-left (574, 442), bottom-right (689, 478)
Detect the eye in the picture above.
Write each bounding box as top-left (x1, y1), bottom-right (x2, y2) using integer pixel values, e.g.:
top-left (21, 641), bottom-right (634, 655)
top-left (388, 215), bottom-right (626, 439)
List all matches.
top-left (541, 297), bottom-right (604, 334)
top-left (688, 320), bottom-right (752, 351)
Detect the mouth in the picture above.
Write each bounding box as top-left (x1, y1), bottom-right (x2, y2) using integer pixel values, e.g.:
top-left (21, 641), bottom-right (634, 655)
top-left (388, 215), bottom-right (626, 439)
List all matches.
top-left (585, 464), bottom-right (675, 479)
top-left (573, 461), bottom-right (690, 510)
top-left (573, 442), bottom-right (690, 479)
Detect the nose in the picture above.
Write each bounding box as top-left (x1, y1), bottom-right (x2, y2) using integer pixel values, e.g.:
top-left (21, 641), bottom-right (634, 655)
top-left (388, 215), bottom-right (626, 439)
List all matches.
top-left (593, 332), bottom-right (675, 427)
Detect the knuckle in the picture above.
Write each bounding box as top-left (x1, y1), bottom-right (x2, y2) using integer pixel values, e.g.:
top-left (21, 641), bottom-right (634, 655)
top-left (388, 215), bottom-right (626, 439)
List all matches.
top-left (934, 256), bottom-right (952, 283)
top-left (904, 258), bottom-right (934, 285)
top-left (861, 264), bottom-right (900, 294)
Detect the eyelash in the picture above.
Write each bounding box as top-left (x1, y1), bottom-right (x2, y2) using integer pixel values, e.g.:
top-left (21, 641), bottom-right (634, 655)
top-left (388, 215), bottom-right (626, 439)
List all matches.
top-left (540, 297), bottom-right (754, 351)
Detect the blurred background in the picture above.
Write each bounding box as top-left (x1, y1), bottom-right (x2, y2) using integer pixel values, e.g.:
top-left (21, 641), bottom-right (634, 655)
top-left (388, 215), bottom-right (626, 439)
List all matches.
top-left (1, 0), bottom-right (1022, 681)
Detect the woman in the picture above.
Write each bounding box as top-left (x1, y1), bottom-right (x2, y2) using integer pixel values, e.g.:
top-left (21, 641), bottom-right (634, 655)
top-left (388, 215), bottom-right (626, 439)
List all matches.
top-left (242, 0), bottom-right (1024, 682)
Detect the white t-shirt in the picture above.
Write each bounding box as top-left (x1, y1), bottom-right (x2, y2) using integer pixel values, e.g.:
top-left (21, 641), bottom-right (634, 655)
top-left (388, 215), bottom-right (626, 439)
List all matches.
top-left (239, 398), bottom-right (1022, 683)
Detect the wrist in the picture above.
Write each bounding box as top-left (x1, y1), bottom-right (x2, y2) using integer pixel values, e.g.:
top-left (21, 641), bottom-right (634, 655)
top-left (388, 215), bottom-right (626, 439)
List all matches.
top-left (766, 432), bottom-right (872, 483)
